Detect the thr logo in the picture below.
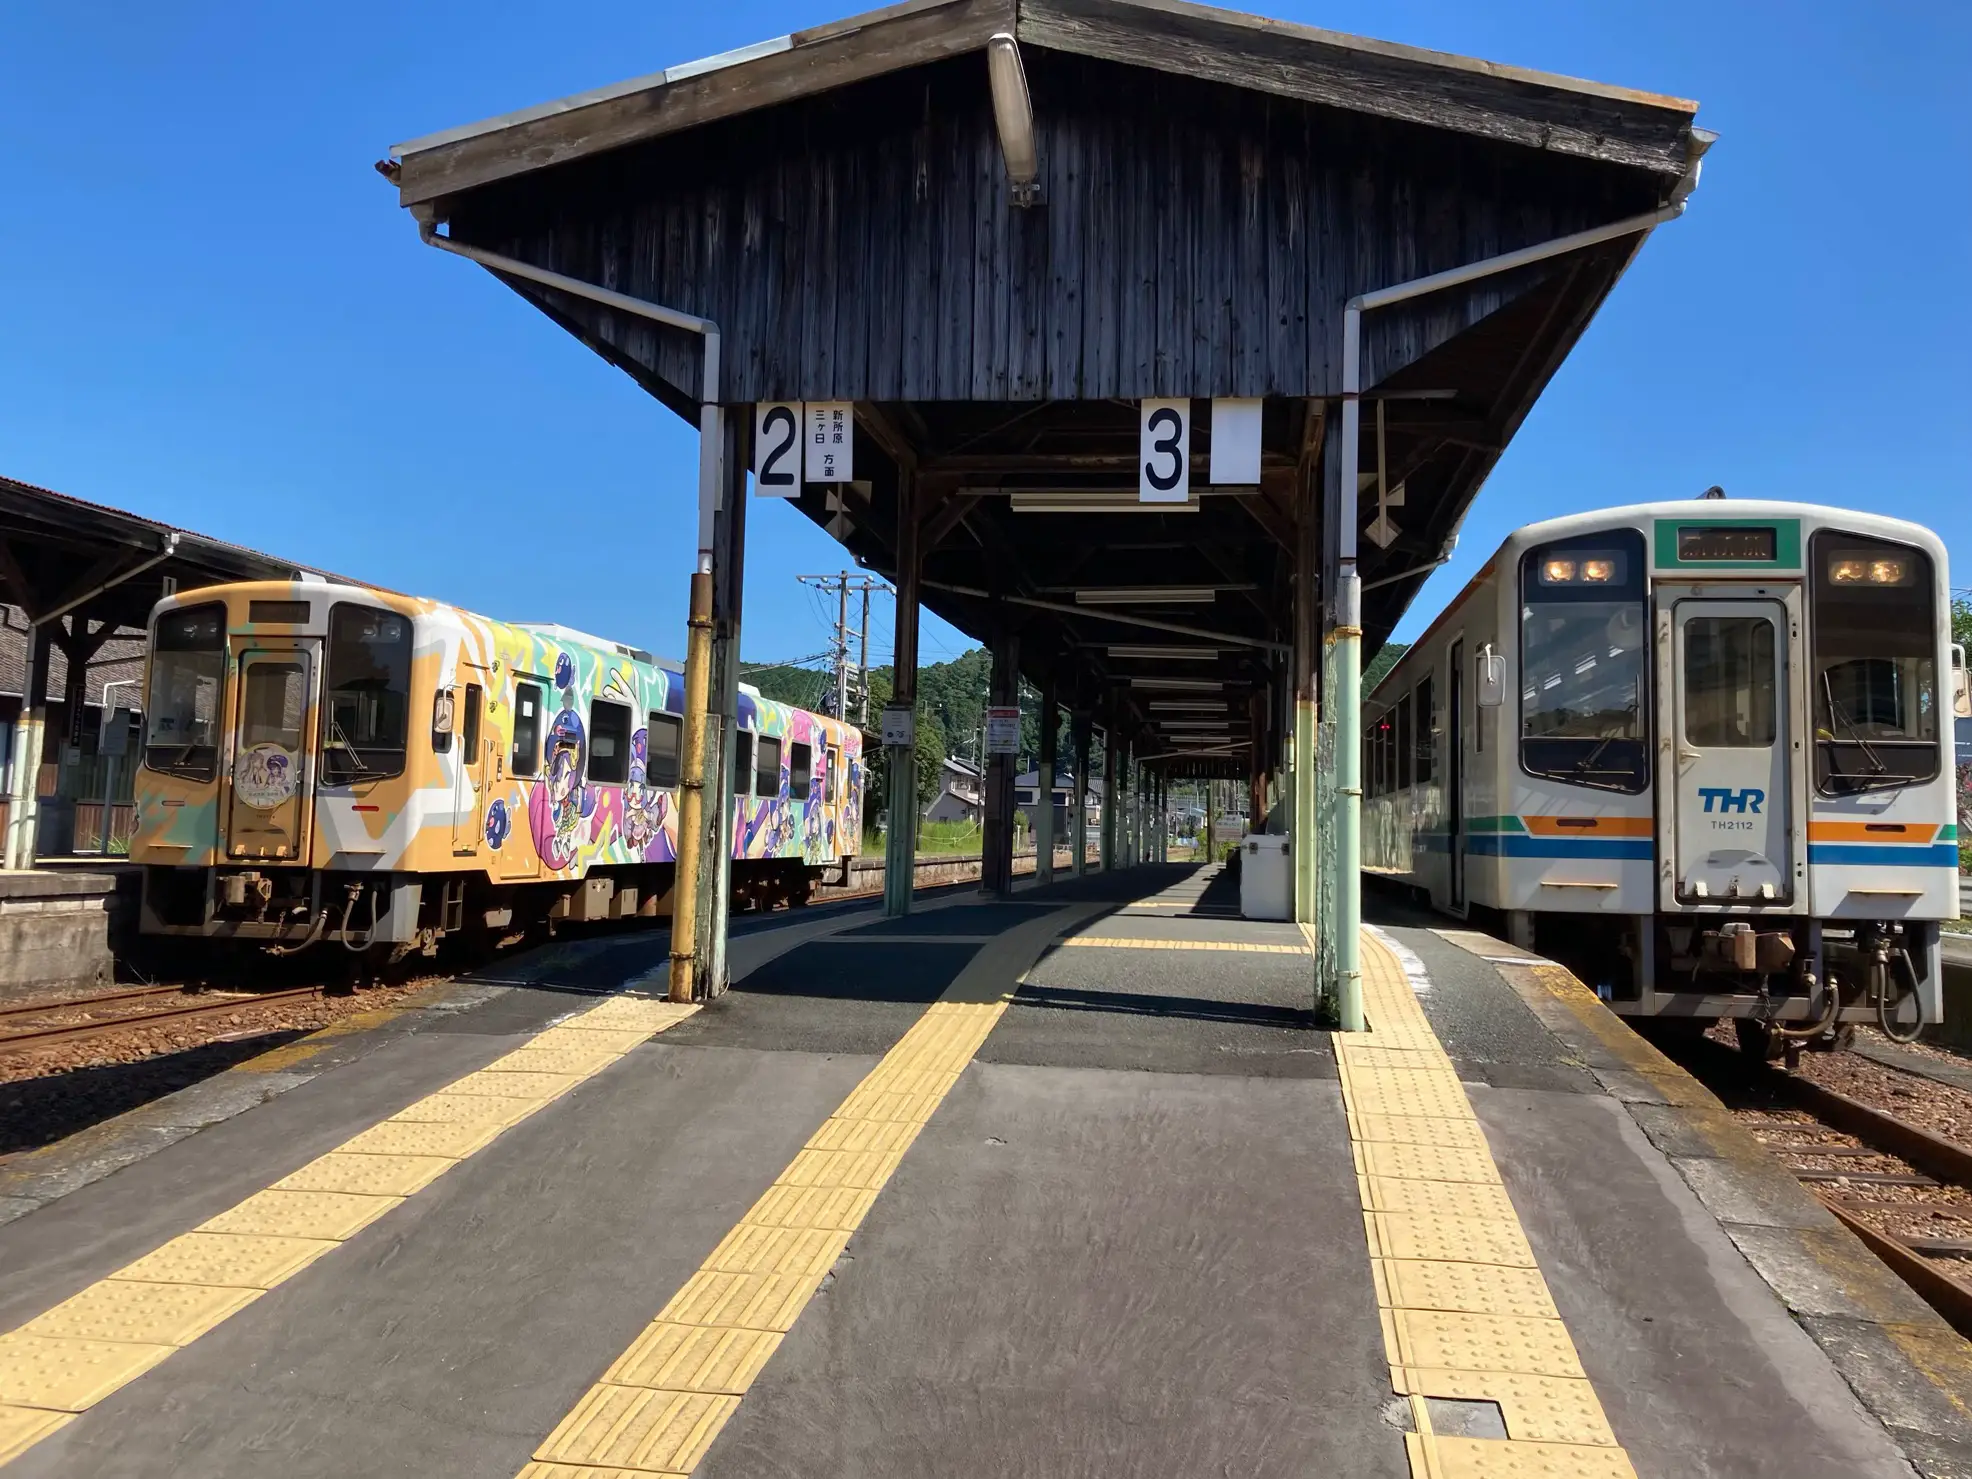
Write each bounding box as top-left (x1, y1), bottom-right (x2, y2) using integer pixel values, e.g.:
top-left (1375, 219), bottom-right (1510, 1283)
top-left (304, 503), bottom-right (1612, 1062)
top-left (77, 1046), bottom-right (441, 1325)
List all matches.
top-left (1698, 787), bottom-right (1764, 815)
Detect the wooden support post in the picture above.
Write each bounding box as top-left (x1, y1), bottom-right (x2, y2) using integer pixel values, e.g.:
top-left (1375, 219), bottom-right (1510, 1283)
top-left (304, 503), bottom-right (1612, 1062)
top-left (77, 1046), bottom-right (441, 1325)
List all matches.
top-left (1101, 716), bottom-right (1118, 873)
top-left (703, 411), bottom-right (748, 997)
top-left (1293, 402), bottom-right (1325, 926)
top-left (4, 624), bottom-right (52, 869)
top-left (1071, 714), bottom-right (1091, 878)
top-left (884, 471), bottom-right (921, 917)
top-left (980, 627), bottom-right (1020, 897)
top-left (1036, 679), bottom-right (1058, 887)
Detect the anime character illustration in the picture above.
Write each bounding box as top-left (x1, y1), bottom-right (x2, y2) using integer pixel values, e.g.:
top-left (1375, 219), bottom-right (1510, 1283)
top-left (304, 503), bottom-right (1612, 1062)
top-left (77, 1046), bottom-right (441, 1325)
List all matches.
top-left (528, 707), bottom-right (591, 870)
top-left (845, 754), bottom-right (864, 840)
top-left (485, 797), bottom-right (511, 850)
top-left (234, 744), bottom-right (295, 810)
top-left (623, 726), bottom-right (674, 861)
top-left (554, 651), bottom-right (575, 690)
top-left (803, 784), bottom-right (827, 863)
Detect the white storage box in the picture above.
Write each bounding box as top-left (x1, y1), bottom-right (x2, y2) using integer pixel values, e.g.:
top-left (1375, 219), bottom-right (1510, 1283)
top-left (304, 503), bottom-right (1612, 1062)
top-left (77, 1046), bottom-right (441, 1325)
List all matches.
top-left (1239, 835), bottom-right (1292, 921)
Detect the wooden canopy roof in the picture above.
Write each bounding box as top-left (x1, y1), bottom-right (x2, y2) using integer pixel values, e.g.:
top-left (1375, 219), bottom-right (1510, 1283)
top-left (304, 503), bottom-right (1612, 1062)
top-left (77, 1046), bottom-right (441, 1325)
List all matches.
top-left (382, 0), bottom-right (1707, 772)
top-left (390, 0), bottom-right (1698, 210)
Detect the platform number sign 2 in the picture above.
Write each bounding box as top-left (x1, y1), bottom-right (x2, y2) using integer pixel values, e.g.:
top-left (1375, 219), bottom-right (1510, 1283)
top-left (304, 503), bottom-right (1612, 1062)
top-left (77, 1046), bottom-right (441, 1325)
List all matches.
top-left (755, 403), bottom-right (802, 498)
top-left (1139, 399), bottom-right (1191, 504)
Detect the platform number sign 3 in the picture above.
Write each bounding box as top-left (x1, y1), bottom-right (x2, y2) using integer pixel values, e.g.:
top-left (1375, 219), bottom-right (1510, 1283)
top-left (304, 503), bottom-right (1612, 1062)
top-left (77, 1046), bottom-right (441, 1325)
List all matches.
top-left (1139, 399), bottom-right (1191, 504)
top-left (755, 403), bottom-right (802, 498)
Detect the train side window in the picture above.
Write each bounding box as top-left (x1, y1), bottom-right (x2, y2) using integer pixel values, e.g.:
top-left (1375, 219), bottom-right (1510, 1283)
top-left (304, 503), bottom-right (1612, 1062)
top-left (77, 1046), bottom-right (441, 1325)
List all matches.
top-left (733, 731), bottom-right (755, 795)
top-left (648, 712), bottom-right (682, 788)
top-left (462, 685), bottom-right (483, 758)
top-left (790, 742), bottom-right (813, 801)
top-left (589, 700), bottom-right (632, 784)
top-left (1395, 691), bottom-right (1413, 792)
top-left (512, 682), bottom-right (543, 777)
top-left (827, 744), bottom-right (842, 802)
top-left (1414, 675), bottom-right (1435, 784)
top-left (757, 735), bottom-right (783, 797)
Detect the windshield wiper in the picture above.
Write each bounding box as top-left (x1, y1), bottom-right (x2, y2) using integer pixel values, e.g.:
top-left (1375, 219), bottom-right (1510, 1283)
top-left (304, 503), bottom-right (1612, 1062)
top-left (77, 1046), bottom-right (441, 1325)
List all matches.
top-left (1818, 671), bottom-right (1907, 791)
top-left (1573, 735), bottom-right (1618, 774)
top-left (323, 713), bottom-right (372, 778)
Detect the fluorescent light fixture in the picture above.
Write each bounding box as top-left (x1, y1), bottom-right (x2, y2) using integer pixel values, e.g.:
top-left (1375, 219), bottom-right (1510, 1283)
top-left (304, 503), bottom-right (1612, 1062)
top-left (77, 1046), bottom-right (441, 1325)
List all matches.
top-left (1076, 587), bottom-right (1215, 605)
top-left (1128, 677), bottom-right (1224, 691)
top-left (1149, 702), bottom-right (1230, 713)
top-left (986, 35), bottom-right (1040, 205)
top-left (1159, 720), bottom-right (1234, 730)
top-left (1107, 645), bottom-right (1220, 661)
top-left (1012, 491), bottom-right (1198, 514)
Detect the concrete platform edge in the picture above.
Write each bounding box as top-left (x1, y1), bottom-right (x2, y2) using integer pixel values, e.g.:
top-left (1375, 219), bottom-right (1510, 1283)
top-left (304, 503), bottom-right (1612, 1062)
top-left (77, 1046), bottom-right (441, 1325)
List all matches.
top-left (0, 977), bottom-right (509, 1224)
top-left (1459, 938), bottom-right (1972, 1479)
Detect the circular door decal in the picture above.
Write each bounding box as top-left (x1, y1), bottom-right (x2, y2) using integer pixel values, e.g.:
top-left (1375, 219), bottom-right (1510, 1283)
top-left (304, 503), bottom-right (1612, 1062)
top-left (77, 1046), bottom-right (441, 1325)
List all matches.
top-left (235, 744), bottom-right (299, 809)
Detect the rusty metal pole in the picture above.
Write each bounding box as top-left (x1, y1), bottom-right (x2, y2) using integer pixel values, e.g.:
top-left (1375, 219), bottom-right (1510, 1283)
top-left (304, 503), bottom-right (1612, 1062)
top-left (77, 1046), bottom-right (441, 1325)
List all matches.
top-left (669, 570), bottom-right (715, 1002)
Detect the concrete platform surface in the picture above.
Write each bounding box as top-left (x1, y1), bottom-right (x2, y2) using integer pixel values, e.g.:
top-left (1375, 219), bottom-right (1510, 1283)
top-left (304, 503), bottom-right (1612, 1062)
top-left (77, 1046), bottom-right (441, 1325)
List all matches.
top-left (0, 864), bottom-right (1963, 1478)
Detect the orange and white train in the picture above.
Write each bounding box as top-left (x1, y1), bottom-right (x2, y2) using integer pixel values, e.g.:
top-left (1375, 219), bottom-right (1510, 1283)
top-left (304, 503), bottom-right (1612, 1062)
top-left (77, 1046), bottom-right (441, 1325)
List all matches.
top-left (131, 581), bottom-right (862, 956)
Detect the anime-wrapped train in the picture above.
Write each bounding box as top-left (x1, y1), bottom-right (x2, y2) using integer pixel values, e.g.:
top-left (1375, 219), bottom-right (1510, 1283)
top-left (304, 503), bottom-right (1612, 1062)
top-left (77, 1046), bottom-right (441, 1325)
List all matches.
top-left (130, 580), bottom-right (862, 957)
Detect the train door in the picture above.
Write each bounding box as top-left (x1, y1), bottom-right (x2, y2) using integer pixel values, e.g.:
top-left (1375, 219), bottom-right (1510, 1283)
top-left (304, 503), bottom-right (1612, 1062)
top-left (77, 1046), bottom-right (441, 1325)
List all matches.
top-left (496, 677), bottom-right (546, 881)
top-left (1447, 637), bottom-right (1466, 911)
top-left (450, 668), bottom-right (488, 856)
top-left (226, 645), bottom-right (315, 862)
top-left (1665, 596), bottom-right (1793, 905)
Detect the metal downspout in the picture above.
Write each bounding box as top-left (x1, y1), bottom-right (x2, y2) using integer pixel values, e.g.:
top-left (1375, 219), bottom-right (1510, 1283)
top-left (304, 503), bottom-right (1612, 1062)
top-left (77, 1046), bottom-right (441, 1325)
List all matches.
top-left (1332, 198), bottom-right (1693, 1032)
top-left (417, 226), bottom-right (723, 1002)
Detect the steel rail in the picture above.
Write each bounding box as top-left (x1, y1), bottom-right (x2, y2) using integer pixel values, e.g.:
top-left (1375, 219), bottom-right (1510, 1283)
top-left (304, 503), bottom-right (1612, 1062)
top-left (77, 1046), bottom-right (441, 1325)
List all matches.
top-left (0, 987), bottom-right (321, 1055)
top-left (0, 983), bottom-right (199, 1027)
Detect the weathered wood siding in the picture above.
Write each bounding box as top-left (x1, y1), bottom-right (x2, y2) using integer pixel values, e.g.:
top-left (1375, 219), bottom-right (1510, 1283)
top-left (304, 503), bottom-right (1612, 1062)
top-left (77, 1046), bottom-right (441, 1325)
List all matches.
top-left (452, 50), bottom-right (1661, 406)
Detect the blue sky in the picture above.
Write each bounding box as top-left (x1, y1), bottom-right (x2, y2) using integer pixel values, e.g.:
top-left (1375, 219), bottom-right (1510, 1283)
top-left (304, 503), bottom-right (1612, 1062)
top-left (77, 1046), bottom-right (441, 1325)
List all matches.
top-left (2, 1), bottom-right (1966, 667)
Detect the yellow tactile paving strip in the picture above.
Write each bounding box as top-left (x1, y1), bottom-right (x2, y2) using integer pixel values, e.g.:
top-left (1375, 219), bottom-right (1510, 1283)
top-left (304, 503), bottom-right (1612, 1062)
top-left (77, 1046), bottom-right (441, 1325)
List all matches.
top-left (1346, 931), bottom-right (1637, 1479)
top-left (516, 997), bottom-right (1009, 1479)
top-left (1054, 936), bottom-right (1304, 953)
top-left (0, 994), bottom-right (698, 1469)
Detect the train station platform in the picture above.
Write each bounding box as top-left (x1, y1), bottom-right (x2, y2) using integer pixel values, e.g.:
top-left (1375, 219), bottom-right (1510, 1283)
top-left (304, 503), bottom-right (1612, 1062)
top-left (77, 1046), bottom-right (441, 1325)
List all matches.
top-left (2, 866), bottom-right (1970, 1478)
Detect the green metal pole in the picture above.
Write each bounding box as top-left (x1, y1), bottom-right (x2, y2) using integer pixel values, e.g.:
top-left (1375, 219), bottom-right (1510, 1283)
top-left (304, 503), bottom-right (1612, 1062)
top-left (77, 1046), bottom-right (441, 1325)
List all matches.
top-left (1293, 698), bottom-right (1316, 922)
top-left (1333, 597), bottom-right (1365, 1029)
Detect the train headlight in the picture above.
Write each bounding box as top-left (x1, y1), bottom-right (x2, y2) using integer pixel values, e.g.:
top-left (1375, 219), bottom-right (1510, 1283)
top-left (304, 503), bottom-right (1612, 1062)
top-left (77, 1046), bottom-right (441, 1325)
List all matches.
top-left (1829, 553), bottom-right (1912, 585)
top-left (1542, 558), bottom-right (1577, 583)
top-left (1581, 558), bottom-right (1615, 583)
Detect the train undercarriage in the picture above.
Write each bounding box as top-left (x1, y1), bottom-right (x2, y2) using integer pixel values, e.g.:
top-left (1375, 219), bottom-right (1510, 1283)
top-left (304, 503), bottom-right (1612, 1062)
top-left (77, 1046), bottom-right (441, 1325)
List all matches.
top-left (139, 858), bottom-right (845, 963)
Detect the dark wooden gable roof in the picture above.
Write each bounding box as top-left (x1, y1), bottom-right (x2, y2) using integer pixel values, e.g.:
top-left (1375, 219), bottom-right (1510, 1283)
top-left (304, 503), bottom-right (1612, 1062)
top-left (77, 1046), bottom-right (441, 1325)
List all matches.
top-left (390, 0), bottom-right (1699, 211)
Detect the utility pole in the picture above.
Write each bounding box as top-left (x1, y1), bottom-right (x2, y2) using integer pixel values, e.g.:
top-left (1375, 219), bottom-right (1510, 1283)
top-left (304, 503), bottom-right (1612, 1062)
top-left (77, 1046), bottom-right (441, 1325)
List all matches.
top-left (835, 571), bottom-right (850, 720)
top-left (797, 571), bottom-right (890, 721)
top-left (858, 582), bottom-right (873, 726)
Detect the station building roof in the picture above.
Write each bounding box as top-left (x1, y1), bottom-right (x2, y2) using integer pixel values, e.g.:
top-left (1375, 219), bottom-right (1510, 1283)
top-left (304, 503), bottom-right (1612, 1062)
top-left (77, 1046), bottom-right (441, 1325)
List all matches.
top-left (0, 474), bottom-right (331, 636)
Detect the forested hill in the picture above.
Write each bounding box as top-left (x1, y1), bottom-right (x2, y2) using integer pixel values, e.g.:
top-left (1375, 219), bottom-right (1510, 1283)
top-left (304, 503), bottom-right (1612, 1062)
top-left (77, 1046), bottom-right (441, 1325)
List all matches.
top-left (745, 647), bottom-right (1020, 763)
top-left (750, 640), bottom-right (1413, 758)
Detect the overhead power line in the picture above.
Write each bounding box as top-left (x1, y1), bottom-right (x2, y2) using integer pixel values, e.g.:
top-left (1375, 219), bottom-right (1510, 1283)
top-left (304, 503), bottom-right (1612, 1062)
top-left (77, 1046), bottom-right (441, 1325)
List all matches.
top-left (796, 571), bottom-right (891, 723)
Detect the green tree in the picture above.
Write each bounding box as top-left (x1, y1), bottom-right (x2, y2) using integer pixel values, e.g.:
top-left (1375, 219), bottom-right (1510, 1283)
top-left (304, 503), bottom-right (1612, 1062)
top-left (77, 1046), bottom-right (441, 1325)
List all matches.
top-left (1364, 641), bottom-right (1410, 694)
top-left (915, 712), bottom-right (948, 811)
top-left (1952, 596), bottom-right (1972, 653)
top-left (743, 664), bottom-right (828, 710)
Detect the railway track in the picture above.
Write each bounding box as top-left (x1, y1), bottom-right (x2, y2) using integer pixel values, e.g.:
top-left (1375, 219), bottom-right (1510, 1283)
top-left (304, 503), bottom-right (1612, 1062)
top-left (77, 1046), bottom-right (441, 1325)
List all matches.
top-left (0, 985), bottom-right (322, 1056)
top-left (1672, 1039), bottom-right (1972, 1337)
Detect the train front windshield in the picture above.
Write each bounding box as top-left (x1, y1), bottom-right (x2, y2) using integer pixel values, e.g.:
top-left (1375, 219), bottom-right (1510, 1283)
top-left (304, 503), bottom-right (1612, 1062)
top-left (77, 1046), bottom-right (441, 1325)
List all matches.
top-left (144, 603), bottom-right (227, 781)
top-left (1518, 531), bottom-right (1649, 794)
top-left (321, 603), bottom-right (413, 783)
top-left (1810, 531), bottom-right (1939, 792)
